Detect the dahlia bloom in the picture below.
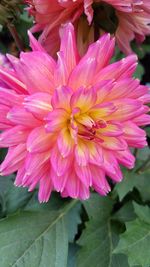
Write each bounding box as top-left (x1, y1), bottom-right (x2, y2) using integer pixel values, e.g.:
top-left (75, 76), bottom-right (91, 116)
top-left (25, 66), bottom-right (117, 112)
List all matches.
top-left (26, 0), bottom-right (150, 55)
top-left (0, 24), bottom-right (149, 202)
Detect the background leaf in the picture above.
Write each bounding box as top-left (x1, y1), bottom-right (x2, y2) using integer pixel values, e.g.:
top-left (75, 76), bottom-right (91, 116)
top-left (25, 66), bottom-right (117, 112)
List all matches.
top-left (77, 194), bottom-right (130, 267)
top-left (0, 199), bottom-right (81, 267)
top-left (114, 204), bottom-right (150, 267)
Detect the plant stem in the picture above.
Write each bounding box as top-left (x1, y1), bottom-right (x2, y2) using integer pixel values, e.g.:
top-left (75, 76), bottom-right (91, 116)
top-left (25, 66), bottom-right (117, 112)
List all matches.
top-left (7, 22), bottom-right (24, 51)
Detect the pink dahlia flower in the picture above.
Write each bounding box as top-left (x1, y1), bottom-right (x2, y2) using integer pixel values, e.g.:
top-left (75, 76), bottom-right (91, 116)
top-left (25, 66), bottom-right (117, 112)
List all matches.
top-left (26, 0), bottom-right (150, 56)
top-left (0, 24), bottom-right (150, 202)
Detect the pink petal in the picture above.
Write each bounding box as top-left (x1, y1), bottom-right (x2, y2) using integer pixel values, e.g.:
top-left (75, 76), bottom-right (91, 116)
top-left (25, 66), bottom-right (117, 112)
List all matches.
top-left (60, 23), bottom-right (79, 74)
top-left (100, 136), bottom-right (127, 151)
top-left (50, 146), bottom-right (72, 176)
top-left (23, 92), bottom-right (52, 120)
top-left (114, 149), bottom-right (135, 169)
top-left (51, 86), bottom-right (72, 111)
top-left (95, 55), bottom-right (137, 82)
top-left (75, 163), bottom-right (92, 187)
top-left (0, 144), bottom-right (26, 175)
top-left (45, 108), bottom-right (69, 132)
top-left (70, 87), bottom-right (97, 113)
top-left (25, 151), bottom-right (50, 176)
top-left (27, 126), bottom-right (53, 153)
top-left (89, 102), bottom-right (117, 120)
top-left (123, 121), bottom-right (147, 148)
top-left (38, 171), bottom-right (53, 203)
top-left (99, 122), bottom-right (123, 137)
top-left (0, 104), bottom-right (14, 130)
top-left (0, 87), bottom-right (24, 107)
top-left (10, 52), bottom-right (55, 94)
top-left (132, 114), bottom-right (150, 126)
top-left (75, 141), bottom-right (89, 166)
top-left (78, 182), bottom-right (90, 200)
top-left (28, 30), bottom-right (45, 52)
top-left (0, 126), bottom-right (30, 147)
top-left (50, 167), bottom-right (68, 192)
top-left (102, 150), bottom-right (123, 182)
top-left (61, 172), bottom-right (80, 199)
top-left (7, 107), bottom-right (41, 127)
top-left (0, 65), bottom-right (27, 94)
top-left (106, 99), bottom-right (147, 121)
top-left (68, 57), bottom-right (97, 90)
top-left (90, 165), bottom-right (111, 195)
top-left (57, 128), bottom-right (74, 157)
top-left (88, 142), bottom-right (103, 165)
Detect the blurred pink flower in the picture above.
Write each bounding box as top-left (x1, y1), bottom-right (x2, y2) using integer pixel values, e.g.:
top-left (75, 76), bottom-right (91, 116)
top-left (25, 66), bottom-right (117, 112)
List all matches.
top-left (26, 0), bottom-right (150, 55)
top-left (0, 24), bottom-right (149, 202)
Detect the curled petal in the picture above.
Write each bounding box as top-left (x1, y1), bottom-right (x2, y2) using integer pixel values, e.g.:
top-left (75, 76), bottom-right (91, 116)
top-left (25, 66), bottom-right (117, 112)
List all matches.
top-left (90, 165), bottom-right (111, 195)
top-left (45, 108), bottom-right (69, 132)
top-left (0, 144), bottom-right (27, 175)
top-left (0, 126), bottom-right (30, 147)
top-left (50, 146), bottom-right (72, 176)
top-left (27, 126), bottom-right (53, 153)
top-left (24, 92), bottom-right (52, 120)
top-left (75, 163), bottom-right (92, 187)
top-left (70, 87), bottom-right (97, 113)
top-left (123, 121), bottom-right (147, 148)
top-left (75, 140), bottom-right (89, 166)
top-left (57, 128), bottom-right (74, 157)
top-left (7, 107), bottom-right (41, 128)
top-left (38, 172), bottom-right (53, 203)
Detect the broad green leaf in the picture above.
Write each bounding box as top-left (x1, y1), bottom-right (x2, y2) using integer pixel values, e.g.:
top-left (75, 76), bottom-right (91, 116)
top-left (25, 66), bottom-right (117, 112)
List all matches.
top-left (115, 171), bottom-right (137, 201)
top-left (0, 199), bottom-right (80, 267)
top-left (136, 147), bottom-right (150, 162)
top-left (25, 192), bottom-right (81, 243)
top-left (24, 192), bottom-right (66, 212)
top-left (112, 202), bottom-right (136, 223)
top-left (0, 175), bottom-right (32, 216)
top-left (135, 171), bottom-right (150, 202)
top-left (82, 193), bottom-right (113, 220)
top-left (77, 194), bottom-right (128, 267)
top-left (65, 202), bottom-right (81, 242)
top-left (115, 168), bottom-right (150, 202)
top-left (67, 243), bottom-right (79, 267)
top-left (111, 253), bottom-right (130, 267)
top-left (77, 194), bottom-right (113, 267)
top-left (133, 202), bottom-right (150, 224)
top-left (114, 218), bottom-right (150, 267)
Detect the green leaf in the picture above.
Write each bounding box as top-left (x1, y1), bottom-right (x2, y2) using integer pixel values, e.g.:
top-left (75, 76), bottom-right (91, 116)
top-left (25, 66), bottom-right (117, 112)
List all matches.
top-left (67, 243), bottom-right (79, 267)
top-left (0, 175), bottom-right (32, 216)
top-left (112, 202), bottom-right (136, 223)
top-left (114, 218), bottom-right (150, 267)
top-left (65, 202), bottom-right (81, 242)
top-left (25, 192), bottom-right (81, 243)
top-left (82, 193), bottom-right (113, 220)
top-left (115, 171), bottom-right (137, 201)
top-left (135, 171), bottom-right (150, 202)
top-left (111, 253), bottom-right (130, 267)
top-left (137, 147), bottom-right (150, 162)
top-left (133, 202), bottom-right (150, 224)
top-left (134, 63), bottom-right (144, 80)
top-left (0, 199), bottom-right (80, 267)
top-left (115, 165), bottom-right (150, 202)
top-left (77, 194), bottom-right (127, 267)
